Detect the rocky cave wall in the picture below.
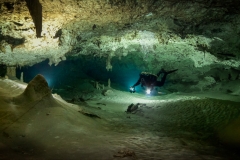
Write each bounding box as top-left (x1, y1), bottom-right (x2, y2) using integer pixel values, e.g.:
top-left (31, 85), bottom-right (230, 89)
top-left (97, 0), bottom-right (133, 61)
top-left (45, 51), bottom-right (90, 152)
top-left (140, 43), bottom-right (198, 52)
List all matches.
top-left (0, 0), bottom-right (240, 92)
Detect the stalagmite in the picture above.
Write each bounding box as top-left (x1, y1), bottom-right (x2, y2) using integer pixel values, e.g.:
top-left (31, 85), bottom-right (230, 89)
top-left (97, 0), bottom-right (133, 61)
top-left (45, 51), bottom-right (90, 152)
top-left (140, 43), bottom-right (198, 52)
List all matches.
top-left (6, 67), bottom-right (16, 77)
top-left (20, 72), bottom-right (24, 82)
top-left (95, 81), bottom-right (100, 90)
top-left (108, 78), bottom-right (111, 88)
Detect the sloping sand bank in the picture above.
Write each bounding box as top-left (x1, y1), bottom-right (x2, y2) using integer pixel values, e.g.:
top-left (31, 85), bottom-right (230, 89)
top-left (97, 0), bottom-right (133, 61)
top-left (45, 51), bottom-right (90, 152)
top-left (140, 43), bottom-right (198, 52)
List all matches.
top-left (0, 75), bottom-right (240, 160)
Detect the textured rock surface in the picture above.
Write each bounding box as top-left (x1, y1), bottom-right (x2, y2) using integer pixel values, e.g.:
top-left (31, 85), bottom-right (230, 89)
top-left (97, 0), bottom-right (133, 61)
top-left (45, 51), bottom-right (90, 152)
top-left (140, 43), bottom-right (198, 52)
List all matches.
top-left (0, 0), bottom-right (240, 92)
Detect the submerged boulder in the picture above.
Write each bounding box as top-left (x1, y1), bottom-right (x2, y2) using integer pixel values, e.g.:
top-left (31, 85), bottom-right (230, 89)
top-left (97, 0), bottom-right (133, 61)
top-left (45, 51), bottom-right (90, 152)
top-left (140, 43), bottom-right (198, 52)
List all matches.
top-left (13, 74), bottom-right (52, 103)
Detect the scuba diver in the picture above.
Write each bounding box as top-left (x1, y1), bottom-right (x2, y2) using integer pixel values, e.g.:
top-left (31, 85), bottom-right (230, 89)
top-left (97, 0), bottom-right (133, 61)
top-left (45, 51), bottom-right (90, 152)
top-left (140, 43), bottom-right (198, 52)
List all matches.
top-left (130, 69), bottom-right (178, 94)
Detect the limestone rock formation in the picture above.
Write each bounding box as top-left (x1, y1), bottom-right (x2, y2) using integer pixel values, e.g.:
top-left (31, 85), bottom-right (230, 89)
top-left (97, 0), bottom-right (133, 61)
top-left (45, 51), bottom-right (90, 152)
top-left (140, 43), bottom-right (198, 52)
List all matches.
top-left (25, 0), bottom-right (42, 38)
top-left (0, 0), bottom-right (240, 93)
top-left (13, 74), bottom-right (52, 103)
top-left (0, 0), bottom-right (239, 68)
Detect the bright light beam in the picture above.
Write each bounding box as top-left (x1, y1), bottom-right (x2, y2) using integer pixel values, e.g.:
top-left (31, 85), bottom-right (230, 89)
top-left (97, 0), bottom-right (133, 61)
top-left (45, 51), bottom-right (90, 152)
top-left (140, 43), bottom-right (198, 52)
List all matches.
top-left (146, 89), bottom-right (151, 94)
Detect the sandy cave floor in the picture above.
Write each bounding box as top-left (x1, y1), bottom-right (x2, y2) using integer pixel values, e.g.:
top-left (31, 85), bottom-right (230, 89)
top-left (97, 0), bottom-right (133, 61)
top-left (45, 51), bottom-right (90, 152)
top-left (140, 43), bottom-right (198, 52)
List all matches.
top-left (1, 78), bottom-right (240, 160)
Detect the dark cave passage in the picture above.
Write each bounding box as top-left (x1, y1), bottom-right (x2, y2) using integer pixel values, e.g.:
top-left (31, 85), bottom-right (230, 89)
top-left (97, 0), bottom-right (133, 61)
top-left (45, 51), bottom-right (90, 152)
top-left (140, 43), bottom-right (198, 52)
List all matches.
top-left (16, 56), bottom-right (142, 92)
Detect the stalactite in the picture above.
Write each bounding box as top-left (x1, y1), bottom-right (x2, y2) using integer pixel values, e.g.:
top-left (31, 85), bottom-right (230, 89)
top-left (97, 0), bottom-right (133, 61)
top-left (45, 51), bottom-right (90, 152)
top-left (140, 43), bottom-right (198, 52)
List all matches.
top-left (25, 0), bottom-right (42, 38)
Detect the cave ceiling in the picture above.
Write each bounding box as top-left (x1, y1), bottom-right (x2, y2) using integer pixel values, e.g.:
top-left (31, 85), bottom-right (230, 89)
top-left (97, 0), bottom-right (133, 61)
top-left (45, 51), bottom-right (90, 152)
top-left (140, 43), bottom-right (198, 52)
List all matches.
top-left (0, 0), bottom-right (240, 72)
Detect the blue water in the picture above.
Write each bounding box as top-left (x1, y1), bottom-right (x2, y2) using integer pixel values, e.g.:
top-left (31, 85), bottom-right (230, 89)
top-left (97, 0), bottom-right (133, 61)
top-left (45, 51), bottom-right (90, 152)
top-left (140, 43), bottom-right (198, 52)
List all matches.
top-left (16, 56), bottom-right (142, 91)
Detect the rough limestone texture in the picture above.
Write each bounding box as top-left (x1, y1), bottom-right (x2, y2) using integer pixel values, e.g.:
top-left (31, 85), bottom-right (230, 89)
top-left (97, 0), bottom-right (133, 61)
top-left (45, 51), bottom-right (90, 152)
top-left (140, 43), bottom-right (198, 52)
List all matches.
top-left (13, 74), bottom-right (52, 103)
top-left (0, 0), bottom-right (240, 92)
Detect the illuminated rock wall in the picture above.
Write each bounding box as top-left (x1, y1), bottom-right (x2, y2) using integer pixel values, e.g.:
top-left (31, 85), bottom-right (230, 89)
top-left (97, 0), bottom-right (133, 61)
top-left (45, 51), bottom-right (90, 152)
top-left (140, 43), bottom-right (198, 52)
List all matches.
top-left (0, 0), bottom-right (240, 92)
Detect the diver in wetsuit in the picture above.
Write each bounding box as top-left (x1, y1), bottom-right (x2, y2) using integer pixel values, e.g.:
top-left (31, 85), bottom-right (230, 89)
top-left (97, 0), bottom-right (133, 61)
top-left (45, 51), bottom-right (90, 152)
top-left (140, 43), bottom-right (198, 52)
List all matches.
top-left (130, 69), bottom-right (178, 94)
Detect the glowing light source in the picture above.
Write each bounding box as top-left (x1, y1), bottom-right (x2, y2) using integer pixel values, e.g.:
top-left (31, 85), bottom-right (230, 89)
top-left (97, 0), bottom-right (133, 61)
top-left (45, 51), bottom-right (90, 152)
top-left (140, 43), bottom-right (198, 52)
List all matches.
top-left (42, 75), bottom-right (53, 88)
top-left (130, 86), bottom-right (135, 93)
top-left (146, 89), bottom-right (151, 94)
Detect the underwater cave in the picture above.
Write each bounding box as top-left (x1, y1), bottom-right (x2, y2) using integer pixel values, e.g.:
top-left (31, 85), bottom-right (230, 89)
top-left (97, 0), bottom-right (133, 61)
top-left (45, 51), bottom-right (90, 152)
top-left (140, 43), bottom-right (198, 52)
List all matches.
top-left (1, 0), bottom-right (240, 159)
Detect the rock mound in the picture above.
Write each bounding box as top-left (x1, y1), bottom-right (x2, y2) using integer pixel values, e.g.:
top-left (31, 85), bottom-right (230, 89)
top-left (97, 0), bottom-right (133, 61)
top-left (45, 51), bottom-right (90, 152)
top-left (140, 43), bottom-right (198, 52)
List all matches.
top-left (13, 74), bottom-right (52, 103)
